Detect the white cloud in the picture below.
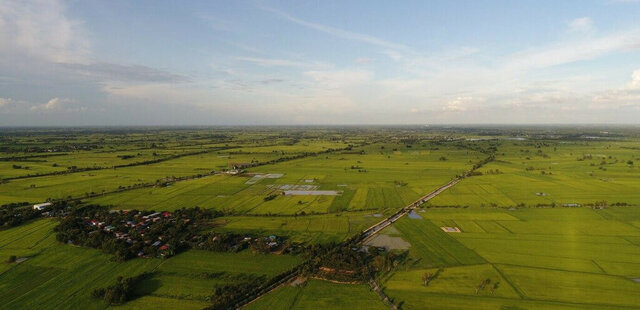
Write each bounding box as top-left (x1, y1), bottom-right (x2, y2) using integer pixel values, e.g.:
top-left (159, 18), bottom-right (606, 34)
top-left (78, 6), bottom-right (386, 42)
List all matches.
top-left (441, 97), bottom-right (485, 112)
top-left (235, 56), bottom-right (326, 68)
top-left (504, 29), bottom-right (640, 71)
top-left (568, 17), bottom-right (594, 33)
top-left (261, 6), bottom-right (410, 52)
top-left (631, 69), bottom-right (640, 88)
top-left (0, 97), bottom-right (15, 107)
top-left (0, 0), bottom-right (90, 63)
top-left (356, 57), bottom-right (372, 64)
top-left (59, 62), bottom-right (189, 83)
top-left (590, 68), bottom-right (640, 109)
top-left (304, 70), bottom-right (373, 89)
top-left (30, 97), bottom-right (86, 112)
top-left (42, 98), bottom-right (62, 110)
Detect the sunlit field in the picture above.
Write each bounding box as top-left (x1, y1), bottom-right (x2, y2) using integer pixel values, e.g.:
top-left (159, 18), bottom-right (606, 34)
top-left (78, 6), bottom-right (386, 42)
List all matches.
top-left (2, 128), bottom-right (640, 309)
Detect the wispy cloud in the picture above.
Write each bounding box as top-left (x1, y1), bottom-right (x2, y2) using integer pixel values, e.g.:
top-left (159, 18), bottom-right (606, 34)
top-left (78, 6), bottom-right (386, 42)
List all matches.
top-left (261, 6), bottom-right (411, 52)
top-left (441, 96), bottom-right (486, 112)
top-left (503, 29), bottom-right (640, 71)
top-left (568, 17), bottom-right (594, 33)
top-left (29, 97), bottom-right (87, 112)
top-left (235, 56), bottom-right (326, 68)
top-left (304, 69), bottom-right (373, 89)
top-left (59, 62), bottom-right (190, 83)
top-left (0, 97), bottom-right (20, 110)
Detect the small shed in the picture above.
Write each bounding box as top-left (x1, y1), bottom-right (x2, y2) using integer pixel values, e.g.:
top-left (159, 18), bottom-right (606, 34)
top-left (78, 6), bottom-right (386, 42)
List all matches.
top-left (33, 202), bottom-right (52, 210)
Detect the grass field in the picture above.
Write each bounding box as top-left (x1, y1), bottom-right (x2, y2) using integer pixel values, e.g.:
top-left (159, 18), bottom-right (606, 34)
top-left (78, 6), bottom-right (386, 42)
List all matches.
top-left (0, 219), bottom-right (303, 310)
top-left (0, 151), bottom-right (284, 205)
top-left (0, 219), bottom-right (162, 310)
top-left (245, 279), bottom-right (387, 310)
top-left (210, 212), bottom-right (381, 243)
top-left (3, 129), bottom-right (640, 309)
top-left (380, 206), bottom-right (640, 309)
top-left (82, 142), bottom-right (480, 216)
top-left (429, 140), bottom-right (640, 207)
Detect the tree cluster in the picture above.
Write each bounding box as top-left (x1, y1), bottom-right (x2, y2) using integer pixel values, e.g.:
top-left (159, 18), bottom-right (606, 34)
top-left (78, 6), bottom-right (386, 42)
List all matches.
top-left (1, 201), bottom-right (68, 229)
top-left (91, 273), bottom-right (152, 305)
top-left (55, 206), bottom-right (221, 261)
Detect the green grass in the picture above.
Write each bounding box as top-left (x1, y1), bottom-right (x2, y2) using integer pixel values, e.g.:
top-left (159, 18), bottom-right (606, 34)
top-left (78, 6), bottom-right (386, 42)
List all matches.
top-left (383, 264), bottom-right (520, 298)
top-left (496, 264), bottom-right (640, 307)
top-left (382, 206), bottom-right (640, 309)
top-left (79, 142), bottom-right (480, 216)
top-left (0, 220), bottom-right (162, 310)
top-left (210, 212), bottom-right (381, 244)
top-left (110, 295), bottom-right (210, 310)
top-left (5, 132), bottom-right (640, 309)
top-left (0, 151), bottom-right (282, 205)
top-left (157, 250), bottom-right (301, 278)
top-left (391, 217), bottom-right (486, 268)
top-left (428, 140), bottom-right (640, 207)
top-left (246, 279), bottom-right (387, 310)
top-left (0, 219), bottom-right (303, 309)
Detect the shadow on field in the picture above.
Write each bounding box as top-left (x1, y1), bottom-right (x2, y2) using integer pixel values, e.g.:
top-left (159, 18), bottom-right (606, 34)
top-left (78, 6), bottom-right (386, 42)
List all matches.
top-left (132, 276), bottom-right (162, 300)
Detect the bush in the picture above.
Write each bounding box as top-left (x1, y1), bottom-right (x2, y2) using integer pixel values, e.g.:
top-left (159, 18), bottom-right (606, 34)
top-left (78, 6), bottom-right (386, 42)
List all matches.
top-left (7, 255), bottom-right (16, 263)
top-left (263, 194), bottom-right (278, 201)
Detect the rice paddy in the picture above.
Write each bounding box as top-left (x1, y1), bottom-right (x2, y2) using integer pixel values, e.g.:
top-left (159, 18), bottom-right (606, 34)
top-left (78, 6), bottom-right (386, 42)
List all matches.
top-left (2, 128), bottom-right (640, 309)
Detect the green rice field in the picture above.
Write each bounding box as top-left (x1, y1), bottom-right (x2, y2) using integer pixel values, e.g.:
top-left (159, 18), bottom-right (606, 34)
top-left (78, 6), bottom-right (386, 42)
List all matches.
top-left (2, 127), bottom-right (640, 309)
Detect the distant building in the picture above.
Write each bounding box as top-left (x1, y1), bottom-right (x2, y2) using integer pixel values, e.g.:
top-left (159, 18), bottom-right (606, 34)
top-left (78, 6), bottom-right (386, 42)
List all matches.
top-left (230, 163), bottom-right (252, 170)
top-left (33, 202), bottom-right (52, 210)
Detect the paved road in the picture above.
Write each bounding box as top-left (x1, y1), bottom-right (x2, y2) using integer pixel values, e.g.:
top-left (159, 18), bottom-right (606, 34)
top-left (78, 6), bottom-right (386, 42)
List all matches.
top-left (237, 176), bottom-right (464, 309)
top-left (360, 177), bottom-right (460, 242)
top-left (362, 178), bottom-right (461, 310)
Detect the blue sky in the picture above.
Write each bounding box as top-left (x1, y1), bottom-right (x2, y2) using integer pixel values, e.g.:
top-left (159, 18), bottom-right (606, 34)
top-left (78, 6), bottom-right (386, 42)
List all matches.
top-left (1, 0), bottom-right (640, 125)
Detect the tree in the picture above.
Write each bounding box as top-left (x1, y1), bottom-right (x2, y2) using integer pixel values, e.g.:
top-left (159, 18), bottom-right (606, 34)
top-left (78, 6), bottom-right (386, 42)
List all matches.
top-left (422, 272), bottom-right (432, 286)
top-left (7, 255), bottom-right (16, 263)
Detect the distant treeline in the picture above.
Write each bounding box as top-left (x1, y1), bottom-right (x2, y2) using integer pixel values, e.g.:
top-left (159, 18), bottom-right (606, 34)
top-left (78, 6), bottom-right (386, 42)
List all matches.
top-left (1, 148), bottom-right (216, 181)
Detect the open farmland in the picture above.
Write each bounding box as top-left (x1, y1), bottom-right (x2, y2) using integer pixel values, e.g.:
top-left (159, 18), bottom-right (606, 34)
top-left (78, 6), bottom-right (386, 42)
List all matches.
top-left (2, 127), bottom-right (640, 309)
top-left (85, 141), bottom-right (480, 216)
top-left (0, 147), bottom-right (309, 205)
top-left (245, 279), bottom-right (387, 310)
top-left (428, 139), bottom-right (640, 207)
top-left (379, 206), bottom-right (640, 309)
top-left (209, 212), bottom-right (382, 244)
top-left (0, 218), bottom-right (302, 310)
